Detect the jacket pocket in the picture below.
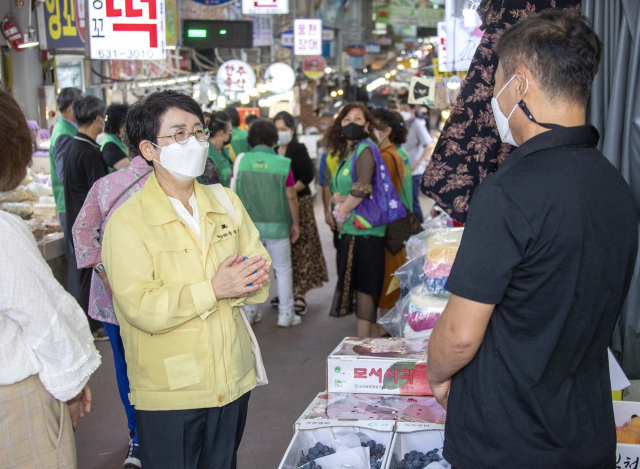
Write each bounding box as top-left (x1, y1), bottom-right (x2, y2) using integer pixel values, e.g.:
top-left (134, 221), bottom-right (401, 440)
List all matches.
top-left (134, 319), bottom-right (211, 393)
top-left (146, 240), bottom-right (203, 284)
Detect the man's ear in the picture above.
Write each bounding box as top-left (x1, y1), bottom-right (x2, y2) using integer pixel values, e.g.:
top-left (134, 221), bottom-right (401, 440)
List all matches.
top-left (139, 141), bottom-right (156, 163)
top-left (514, 66), bottom-right (531, 100)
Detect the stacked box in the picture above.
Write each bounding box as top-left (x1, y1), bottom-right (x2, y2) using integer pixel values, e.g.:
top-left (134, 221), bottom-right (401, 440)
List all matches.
top-left (327, 338), bottom-right (431, 396)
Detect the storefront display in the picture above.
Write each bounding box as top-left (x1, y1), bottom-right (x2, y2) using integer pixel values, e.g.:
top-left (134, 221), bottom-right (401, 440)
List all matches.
top-left (327, 337), bottom-right (431, 396)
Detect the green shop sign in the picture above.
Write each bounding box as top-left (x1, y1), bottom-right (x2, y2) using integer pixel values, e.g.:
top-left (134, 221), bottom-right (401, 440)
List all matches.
top-left (375, 6), bottom-right (445, 26)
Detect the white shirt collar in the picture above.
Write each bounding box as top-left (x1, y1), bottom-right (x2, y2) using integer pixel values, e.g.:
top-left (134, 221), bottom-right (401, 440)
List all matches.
top-left (167, 192), bottom-right (201, 240)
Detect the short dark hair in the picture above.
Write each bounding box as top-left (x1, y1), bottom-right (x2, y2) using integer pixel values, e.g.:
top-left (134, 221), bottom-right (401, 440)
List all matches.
top-left (377, 109), bottom-right (408, 146)
top-left (207, 111), bottom-right (231, 137)
top-left (247, 119), bottom-right (278, 148)
top-left (72, 95), bottom-right (106, 127)
top-left (0, 91), bottom-right (34, 192)
top-left (273, 111), bottom-right (297, 139)
top-left (497, 9), bottom-right (602, 105)
top-left (57, 87), bottom-right (83, 112)
top-left (126, 90), bottom-right (205, 155)
top-left (245, 114), bottom-right (259, 128)
top-left (223, 105), bottom-right (241, 127)
top-left (104, 104), bottom-right (129, 135)
top-left (399, 99), bottom-right (416, 109)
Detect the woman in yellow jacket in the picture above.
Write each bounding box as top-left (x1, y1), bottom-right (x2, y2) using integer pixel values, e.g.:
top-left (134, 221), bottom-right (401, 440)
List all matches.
top-left (102, 91), bottom-right (271, 469)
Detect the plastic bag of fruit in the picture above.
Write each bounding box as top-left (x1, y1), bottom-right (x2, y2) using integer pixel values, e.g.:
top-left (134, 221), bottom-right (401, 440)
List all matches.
top-left (378, 287), bottom-right (447, 339)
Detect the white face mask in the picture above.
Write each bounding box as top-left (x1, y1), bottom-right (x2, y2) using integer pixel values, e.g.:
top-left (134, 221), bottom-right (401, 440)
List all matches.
top-left (373, 129), bottom-right (381, 141)
top-left (152, 136), bottom-right (209, 182)
top-left (277, 130), bottom-right (293, 146)
top-left (491, 74), bottom-right (529, 147)
top-left (400, 111), bottom-right (412, 121)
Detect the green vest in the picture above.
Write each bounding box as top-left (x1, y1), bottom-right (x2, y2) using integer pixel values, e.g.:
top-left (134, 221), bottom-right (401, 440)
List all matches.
top-left (100, 133), bottom-right (129, 173)
top-left (331, 139), bottom-right (386, 237)
top-left (49, 118), bottom-right (77, 212)
top-left (206, 144), bottom-right (233, 188)
top-left (230, 127), bottom-right (250, 157)
top-left (236, 146), bottom-right (292, 239)
top-left (396, 144), bottom-right (414, 211)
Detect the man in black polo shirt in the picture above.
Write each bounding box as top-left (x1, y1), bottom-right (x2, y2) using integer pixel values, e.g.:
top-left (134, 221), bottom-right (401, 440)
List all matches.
top-left (63, 95), bottom-right (108, 338)
top-left (427, 10), bottom-right (638, 469)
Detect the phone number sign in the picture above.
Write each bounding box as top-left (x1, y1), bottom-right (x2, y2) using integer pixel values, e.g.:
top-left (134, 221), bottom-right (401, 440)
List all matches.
top-left (89, 0), bottom-right (166, 60)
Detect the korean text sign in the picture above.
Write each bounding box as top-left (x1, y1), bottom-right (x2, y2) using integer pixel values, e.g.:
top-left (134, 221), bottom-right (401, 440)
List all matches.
top-left (89, 0), bottom-right (166, 60)
top-left (40, 0), bottom-right (86, 49)
top-left (242, 0), bottom-right (288, 15)
top-left (294, 19), bottom-right (322, 56)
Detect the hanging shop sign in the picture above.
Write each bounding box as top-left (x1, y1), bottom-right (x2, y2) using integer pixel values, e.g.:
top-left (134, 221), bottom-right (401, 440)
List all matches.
top-left (376, 6), bottom-right (445, 27)
top-left (281, 29), bottom-right (294, 49)
top-left (265, 62), bottom-right (296, 93)
top-left (408, 76), bottom-right (436, 106)
top-left (283, 26), bottom-right (331, 51)
top-left (365, 43), bottom-right (381, 54)
top-left (165, 0), bottom-right (179, 48)
top-left (322, 27), bottom-right (334, 41)
top-left (346, 45), bottom-right (366, 57)
top-left (216, 60), bottom-right (256, 93)
top-left (242, 0), bottom-right (288, 15)
top-left (252, 15), bottom-right (273, 47)
top-left (191, 0), bottom-right (232, 5)
top-left (294, 19), bottom-right (322, 56)
top-left (302, 55), bottom-right (327, 80)
top-left (89, 0), bottom-right (166, 60)
top-left (37, 0), bottom-right (86, 50)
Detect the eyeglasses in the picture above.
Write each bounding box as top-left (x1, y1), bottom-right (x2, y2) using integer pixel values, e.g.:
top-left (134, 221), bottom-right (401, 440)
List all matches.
top-left (157, 127), bottom-right (210, 145)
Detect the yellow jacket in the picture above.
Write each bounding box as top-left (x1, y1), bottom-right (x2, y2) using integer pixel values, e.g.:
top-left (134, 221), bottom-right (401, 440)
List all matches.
top-left (102, 172), bottom-right (270, 411)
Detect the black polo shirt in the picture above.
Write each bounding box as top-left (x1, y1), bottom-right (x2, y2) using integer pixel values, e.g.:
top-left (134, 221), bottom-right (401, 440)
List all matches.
top-left (443, 126), bottom-right (638, 469)
top-left (62, 132), bottom-right (108, 244)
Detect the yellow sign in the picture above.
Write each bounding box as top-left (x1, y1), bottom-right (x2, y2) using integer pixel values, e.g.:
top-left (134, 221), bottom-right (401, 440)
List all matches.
top-left (165, 0), bottom-right (179, 48)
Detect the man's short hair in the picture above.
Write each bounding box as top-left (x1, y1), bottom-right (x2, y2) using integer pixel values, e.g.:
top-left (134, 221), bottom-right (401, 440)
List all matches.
top-left (244, 114), bottom-right (259, 128)
top-left (104, 103), bottom-right (129, 135)
top-left (496, 9), bottom-right (602, 106)
top-left (399, 99), bottom-right (415, 109)
top-left (72, 95), bottom-right (106, 127)
top-left (223, 105), bottom-right (241, 127)
top-left (126, 90), bottom-right (205, 154)
top-left (57, 87), bottom-right (83, 112)
top-left (247, 119), bottom-right (278, 148)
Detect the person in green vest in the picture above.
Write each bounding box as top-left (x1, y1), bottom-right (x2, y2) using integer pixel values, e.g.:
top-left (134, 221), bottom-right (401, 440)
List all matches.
top-left (101, 103), bottom-right (130, 172)
top-left (224, 105), bottom-right (250, 157)
top-left (234, 119), bottom-right (301, 328)
top-left (48, 87), bottom-right (83, 296)
top-left (200, 111), bottom-right (234, 187)
top-left (326, 102), bottom-right (387, 338)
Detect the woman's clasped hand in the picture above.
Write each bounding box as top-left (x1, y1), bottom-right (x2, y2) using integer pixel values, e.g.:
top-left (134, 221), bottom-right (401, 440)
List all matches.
top-left (211, 253), bottom-right (271, 299)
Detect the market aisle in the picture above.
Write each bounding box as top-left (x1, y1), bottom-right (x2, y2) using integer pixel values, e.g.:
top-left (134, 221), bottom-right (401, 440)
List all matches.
top-left (75, 194), bottom-right (434, 469)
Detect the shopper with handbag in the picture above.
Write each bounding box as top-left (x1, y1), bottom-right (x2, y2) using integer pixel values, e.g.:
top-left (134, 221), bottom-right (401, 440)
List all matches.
top-left (326, 103), bottom-right (405, 337)
top-left (72, 153), bottom-right (152, 468)
top-left (372, 109), bottom-right (422, 313)
top-left (101, 91), bottom-right (271, 469)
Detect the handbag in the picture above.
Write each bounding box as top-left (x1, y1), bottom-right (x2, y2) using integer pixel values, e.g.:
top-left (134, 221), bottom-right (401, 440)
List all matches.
top-left (384, 155), bottom-right (423, 254)
top-left (208, 184), bottom-right (269, 387)
top-left (351, 139), bottom-right (406, 229)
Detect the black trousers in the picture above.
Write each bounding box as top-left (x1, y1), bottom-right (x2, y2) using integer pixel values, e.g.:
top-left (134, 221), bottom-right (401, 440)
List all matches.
top-left (136, 392), bottom-right (251, 469)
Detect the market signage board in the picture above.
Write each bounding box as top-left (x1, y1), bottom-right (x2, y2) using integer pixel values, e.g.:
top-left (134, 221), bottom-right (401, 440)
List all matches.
top-left (89, 0), bottom-right (167, 60)
top-left (242, 0), bottom-right (288, 15)
top-left (376, 6), bottom-right (444, 27)
top-left (265, 62), bottom-right (296, 93)
top-left (294, 19), bottom-right (322, 56)
top-left (216, 60), bottom-right (256, 94)
top-left (38, 0), bottom-right (86, 50)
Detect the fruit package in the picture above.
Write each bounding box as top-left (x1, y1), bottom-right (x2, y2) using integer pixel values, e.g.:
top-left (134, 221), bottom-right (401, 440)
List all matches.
top-left (378, 287), bottom-right (447, 340)
top-left (617, 416), bottom-right (640, 444)
top-left (327, 338), bottom-right (431, 396)
top-left (388, 423), bottom-right (451, 469)
top-left (278, 424), bottom-right (393, 469)
top-left (296, 392), bottom-right (447, 425)
top-left (396, 228), bottom-right (463, 297)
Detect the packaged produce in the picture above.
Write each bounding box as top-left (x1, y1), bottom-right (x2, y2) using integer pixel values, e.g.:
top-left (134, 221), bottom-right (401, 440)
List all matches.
top-left (278, 424), bottom-right (393, 469)
top-left (1, 202), bottom-right (34, 218)
top-left (378, 288), bottom-right (447, 340)
top-left (296, 392), bottom-right (446, 425)
top-left (387, 423), bottom-right (449, 469)
top-left (327, 338), bottom-right (431, 396)
top-left (613, 400), bottom-right (640, 465)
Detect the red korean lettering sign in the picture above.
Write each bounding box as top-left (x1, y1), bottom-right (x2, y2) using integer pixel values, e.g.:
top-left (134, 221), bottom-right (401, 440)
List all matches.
top-left (89, 0), bottom-right (166, 60)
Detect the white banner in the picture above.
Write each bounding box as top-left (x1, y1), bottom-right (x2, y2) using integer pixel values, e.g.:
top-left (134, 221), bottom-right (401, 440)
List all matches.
top-left (294, 19), bottom-right (322, 56)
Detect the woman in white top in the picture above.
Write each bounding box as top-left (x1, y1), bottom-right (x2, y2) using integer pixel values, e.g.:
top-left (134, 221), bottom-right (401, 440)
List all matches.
top-left (0, 90), bottom-right (101, 468)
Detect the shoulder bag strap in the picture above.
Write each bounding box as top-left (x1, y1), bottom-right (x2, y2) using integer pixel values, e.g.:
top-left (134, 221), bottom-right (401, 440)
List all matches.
top-left (208, 183), bottom-right (237, 225)
top-left (105, 170), bottom-right (152, 218)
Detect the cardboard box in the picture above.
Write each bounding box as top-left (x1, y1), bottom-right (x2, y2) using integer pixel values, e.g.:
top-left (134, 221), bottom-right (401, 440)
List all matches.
top-left (613, 400), bottom-right (640, 468)
top-left (296, 392), bottom-right (447, 428)
top-left (278, 422), bottom-right (394, 469)
top-left (384, 422), bottom-right (448, 469)
top-left (328, 338), bottom-right (431, 396)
